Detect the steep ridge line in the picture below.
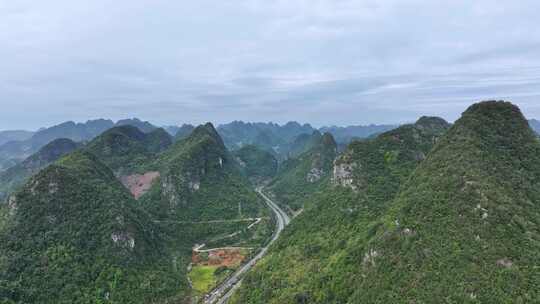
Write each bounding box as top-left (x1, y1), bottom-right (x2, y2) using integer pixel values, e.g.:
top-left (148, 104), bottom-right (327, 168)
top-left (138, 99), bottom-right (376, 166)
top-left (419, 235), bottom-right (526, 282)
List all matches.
top-left (204, 187), bottom-right (290, 304)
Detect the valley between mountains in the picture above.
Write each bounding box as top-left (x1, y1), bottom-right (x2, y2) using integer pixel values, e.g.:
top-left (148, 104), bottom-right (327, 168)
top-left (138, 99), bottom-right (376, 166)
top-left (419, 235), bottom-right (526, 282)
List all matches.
top-left (1, 101), bottom-right (540, 303)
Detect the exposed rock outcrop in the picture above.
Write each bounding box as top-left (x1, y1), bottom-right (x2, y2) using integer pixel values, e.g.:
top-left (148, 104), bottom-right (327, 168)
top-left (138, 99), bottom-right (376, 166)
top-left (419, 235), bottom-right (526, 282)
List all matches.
top-left (332, 161), bottom-right (357, 190)
top-left (7, 195), bottom-right (17, 216)
top-left (111, 231), bottom-right (135, 250)
top-left (120, 171), bottom-right (160, 199)
top-left (306, 167), bottom-right (323, 183)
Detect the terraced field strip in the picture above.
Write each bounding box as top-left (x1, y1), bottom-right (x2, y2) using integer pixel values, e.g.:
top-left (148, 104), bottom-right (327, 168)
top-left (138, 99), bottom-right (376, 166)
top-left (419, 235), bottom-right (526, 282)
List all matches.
top-left (153, 217), bottom-right (268, 224)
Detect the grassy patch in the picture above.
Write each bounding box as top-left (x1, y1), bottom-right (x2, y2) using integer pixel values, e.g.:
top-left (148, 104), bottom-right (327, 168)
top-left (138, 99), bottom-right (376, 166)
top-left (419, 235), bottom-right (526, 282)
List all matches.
top-left (189, 265), bottom-right (218, 294)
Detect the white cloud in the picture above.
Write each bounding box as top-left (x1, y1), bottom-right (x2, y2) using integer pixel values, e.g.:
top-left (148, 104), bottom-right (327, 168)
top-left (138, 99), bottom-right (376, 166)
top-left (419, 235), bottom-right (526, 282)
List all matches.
top-left (0, 0), bottom-right (540, 129)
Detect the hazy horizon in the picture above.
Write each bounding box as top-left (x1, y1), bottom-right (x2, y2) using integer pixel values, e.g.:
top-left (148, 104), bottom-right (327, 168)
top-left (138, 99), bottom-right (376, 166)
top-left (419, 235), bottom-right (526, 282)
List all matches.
top-left (0, 116), bottom-right (401, 133)
top-left (2, 1), bottom-right (540, 129)
top-left (3, 103), bottom-right (540, 133)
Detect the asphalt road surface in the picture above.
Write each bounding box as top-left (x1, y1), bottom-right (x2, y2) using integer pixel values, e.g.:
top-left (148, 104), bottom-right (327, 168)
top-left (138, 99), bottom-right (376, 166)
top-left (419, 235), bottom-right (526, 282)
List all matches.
top-left (203, 187), bottom-right (290, 304)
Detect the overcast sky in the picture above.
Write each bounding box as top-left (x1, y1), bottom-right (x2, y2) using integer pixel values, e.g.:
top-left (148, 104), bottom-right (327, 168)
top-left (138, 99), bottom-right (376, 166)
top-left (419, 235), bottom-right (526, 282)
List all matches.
top-left (1, 0), bottom-right (540, 130)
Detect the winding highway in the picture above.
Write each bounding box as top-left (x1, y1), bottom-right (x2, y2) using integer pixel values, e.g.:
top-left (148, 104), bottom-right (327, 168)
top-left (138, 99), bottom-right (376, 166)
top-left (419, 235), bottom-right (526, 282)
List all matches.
top-left (203, 187), bottom-right (290, 304)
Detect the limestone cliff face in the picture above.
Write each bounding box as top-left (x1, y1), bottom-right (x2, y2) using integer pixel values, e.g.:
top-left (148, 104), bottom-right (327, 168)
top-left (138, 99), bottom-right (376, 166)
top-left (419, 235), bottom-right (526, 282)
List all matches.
top-left (332, 160), bottom-right (358, 190)
top-left (7, 195), bottom-right (17, 215)
top-left (111, 231), bottom-right (135, 250)
top-left (331, 143), bottom-right (358, 190)
top-left (304, 133), bottom-right (338, 183)
top-left (306, 167), bottom-right (324, 183)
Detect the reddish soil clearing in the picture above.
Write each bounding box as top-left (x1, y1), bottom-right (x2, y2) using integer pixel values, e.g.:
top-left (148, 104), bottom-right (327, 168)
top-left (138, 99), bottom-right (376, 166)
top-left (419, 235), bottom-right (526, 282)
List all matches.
top-left (120, 171), bottom-right (160, 199)
top-left (192, 249), bottom-right (247, 268)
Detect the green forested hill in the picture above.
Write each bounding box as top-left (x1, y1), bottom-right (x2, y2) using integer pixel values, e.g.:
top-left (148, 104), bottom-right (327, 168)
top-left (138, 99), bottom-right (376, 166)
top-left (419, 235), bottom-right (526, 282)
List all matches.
top-left (0, 151), bottom-right (185, 304)
top-left (114, 118), bottom-right (156, 133)
top-left (0, 125), bottom-right (171, 203)
top-left (265, 132), bottom-right (338, 212)
top-left (135, 123), bottom-right (273, 284)
top-left (283, 131), bottom-right (324, 159)
top-left (0, 123), bottom-right (271, 304)
top-left (85, 125), bottom-right (172, 175)
top-left (231, 116), bottom-right (451, 303)
top-left (0, 138), bottom-right (80, 202)
top-left (232, 101), bottom-right (540, 303)
top-left (172, 124), bottom-right (195, 141)
top-left (346, 101), bottom-right (540, 303)
top-left (140, 123), bottom-right (268, 221)
top-left (233, 145), bottom-right (278, 182)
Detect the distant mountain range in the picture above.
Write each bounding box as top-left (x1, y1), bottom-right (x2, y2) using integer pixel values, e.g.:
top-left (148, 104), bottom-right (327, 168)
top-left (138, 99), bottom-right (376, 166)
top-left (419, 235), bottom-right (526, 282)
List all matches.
top-left (172, 124), bottom-right (196, 140)
top-left (0, 120), bottom-right (395, 173)
top-left (2, 117), bottom-right (539, 174)
top-left (0, 118), bottom-right (156, 171)
top-left (319, 124), bottom-right (397, 143)
top-left (528, 119), bottom-right (540, 134)
top-left (216, 121), bottom-right (397, 150)
top-left (0, 138), bottom-right (81, 201)
top-left (0, 130), bottom-right (34, 146)
top-left (216, 121), bottom-right (313, 152)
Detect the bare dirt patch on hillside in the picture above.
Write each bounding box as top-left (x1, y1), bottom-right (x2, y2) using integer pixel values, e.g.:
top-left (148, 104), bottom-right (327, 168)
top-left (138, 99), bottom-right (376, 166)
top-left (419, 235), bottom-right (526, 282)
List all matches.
top-left (120, 171), bottom-right (160, 199)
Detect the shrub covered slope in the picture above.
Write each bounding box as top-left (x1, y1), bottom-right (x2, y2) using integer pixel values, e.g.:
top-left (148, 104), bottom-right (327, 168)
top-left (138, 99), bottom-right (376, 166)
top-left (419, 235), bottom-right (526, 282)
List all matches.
top-left (85, 125), bottom-right (172, 175)
top-left (0, 138), bottom-right (80, 202)
top-left (139, 123), bottom-right (268, 222)
top-left (0, 151), bottom-right (186, 304)
top-left (266, 132), bottom-right (338, 212)
top-left (233, 144), bottom-right (278, 183)
top-left (233, 101), bottom-right (540, 303)
top-left (0, 123), bottom-right (270, 303)
top-left (349, 101), bottom-right (540, 302)
top-left (231, 116), bottom-right (453, 303)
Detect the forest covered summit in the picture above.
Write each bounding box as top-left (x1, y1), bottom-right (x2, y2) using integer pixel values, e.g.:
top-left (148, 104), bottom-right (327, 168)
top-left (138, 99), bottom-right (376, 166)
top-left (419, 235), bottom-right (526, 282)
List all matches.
top-left (231, 101), bottom-right (540, 303)
top-left (0, 121), bottom-right (273, 303)
top-left (0, 150), bottom-right (183, 303)
top-left (345, 100), bottom-right (540, 302)
top-left (85, 125), bottom-right (172, 175)
top-left (231, 111), bottom-right (451, 304)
